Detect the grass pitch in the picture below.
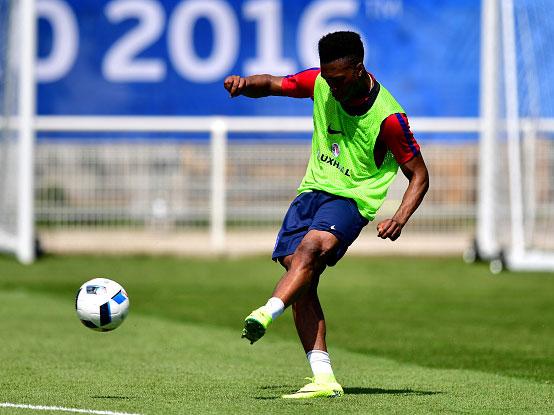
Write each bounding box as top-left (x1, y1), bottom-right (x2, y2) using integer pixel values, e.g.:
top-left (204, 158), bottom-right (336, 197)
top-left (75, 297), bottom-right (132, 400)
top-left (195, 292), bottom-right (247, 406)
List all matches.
top-left (0, 254), bottom-right (552, 414)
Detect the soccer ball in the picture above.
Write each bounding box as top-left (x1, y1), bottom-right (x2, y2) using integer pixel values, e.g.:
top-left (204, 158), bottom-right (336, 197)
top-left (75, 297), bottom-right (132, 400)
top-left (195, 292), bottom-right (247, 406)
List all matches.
top-left (75, 278), bottom-right (130, 332)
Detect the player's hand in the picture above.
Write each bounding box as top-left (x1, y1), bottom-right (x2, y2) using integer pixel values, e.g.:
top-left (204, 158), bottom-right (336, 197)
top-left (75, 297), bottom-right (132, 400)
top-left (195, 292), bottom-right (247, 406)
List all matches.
top-left (376, 219), bottom-right (403, 241)
top-left (223, 75), bottom-right (246, 97)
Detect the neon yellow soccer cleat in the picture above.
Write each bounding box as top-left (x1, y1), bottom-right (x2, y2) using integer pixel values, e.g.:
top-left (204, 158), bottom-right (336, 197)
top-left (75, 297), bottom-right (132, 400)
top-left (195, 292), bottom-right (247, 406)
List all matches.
top-left (282, 377), bottom-right (344, 399)
top-left (241, 307), bottom-right (272, 344)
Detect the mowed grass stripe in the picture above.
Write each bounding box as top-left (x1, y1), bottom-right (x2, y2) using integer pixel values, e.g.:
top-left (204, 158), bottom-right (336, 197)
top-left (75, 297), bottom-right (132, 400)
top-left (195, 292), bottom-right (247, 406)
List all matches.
top-left (0, 290), bottom-right (552, 415)
top-left (0, 255), bottom-right (552, 383)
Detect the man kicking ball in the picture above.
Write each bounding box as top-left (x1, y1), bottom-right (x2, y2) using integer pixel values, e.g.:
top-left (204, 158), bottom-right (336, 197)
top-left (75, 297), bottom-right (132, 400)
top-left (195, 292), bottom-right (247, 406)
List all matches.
top-left (223, 31), bottom-right (429, 399)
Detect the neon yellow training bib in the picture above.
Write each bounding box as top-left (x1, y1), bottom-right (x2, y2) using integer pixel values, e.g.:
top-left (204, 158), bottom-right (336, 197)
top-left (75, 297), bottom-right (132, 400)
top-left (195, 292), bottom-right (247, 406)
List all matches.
top-left (297, 74), bottom-right (405, 221)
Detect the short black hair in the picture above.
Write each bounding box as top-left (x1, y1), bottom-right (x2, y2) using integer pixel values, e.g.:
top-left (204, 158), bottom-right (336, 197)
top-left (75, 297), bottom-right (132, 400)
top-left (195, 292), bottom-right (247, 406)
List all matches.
top-left (318, 31), bottom-right (364, 65)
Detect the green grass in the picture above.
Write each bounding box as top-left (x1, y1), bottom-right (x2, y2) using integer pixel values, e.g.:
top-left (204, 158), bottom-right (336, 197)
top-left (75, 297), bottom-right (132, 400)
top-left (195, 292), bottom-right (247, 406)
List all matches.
top-left (0, 254), bottom-right (552, 414)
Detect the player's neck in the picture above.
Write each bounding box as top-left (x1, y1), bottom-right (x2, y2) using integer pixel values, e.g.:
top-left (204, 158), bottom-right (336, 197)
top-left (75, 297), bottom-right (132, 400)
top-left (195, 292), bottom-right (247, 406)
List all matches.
top-left (342, 73), bottom-right (374, 115)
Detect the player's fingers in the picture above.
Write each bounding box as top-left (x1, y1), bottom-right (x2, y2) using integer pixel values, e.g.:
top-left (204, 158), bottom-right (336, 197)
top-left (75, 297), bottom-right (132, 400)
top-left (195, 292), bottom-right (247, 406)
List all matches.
top-left (389, 227), bottom-right (402, 241)
top-left (230, 78), bottom-right (238, 96)
top-left (224, 76), bottom-right (239, 95)
top-left (381, 220), bottom-right (403, 240)
top-left (223, 76), bottom-right (236, 92)
top-left (379, 221), bottom-right (394, 238)
top-left (233, 78), bottom-right (246, 97)
top-left (231, 77), bottom-right (245, 97)
top-left (390, 223), bottom-right (404, 240)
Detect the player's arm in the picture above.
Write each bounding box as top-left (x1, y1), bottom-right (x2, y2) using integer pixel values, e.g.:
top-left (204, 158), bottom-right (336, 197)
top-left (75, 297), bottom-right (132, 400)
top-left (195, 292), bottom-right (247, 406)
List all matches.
top-left (224, 68), bottom-right (320, 99)
top-left (223, 74), bottom-right (284, 98)
top-left (377, 155), bottom-right (429, 240)
top-left (377, 113), bottom-right (429, 241)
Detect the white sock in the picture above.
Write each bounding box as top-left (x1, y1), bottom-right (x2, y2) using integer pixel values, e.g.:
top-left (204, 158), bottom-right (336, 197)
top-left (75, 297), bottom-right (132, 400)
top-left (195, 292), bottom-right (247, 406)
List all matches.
top-left (263, 297), bottom-right (285, 320)
top-left (307, 350), bottom-right (336, 382)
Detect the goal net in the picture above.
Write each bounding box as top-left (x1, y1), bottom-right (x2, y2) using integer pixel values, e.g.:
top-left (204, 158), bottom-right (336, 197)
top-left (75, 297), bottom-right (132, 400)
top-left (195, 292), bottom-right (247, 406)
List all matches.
top-left (478, 0), bottom-right (554, 272)
top-left (0, 0), bottom-right (36, 263)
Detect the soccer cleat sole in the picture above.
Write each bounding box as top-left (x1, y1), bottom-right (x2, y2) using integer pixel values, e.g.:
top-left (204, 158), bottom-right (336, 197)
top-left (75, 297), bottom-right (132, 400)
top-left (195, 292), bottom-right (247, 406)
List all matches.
top-left (282, 390), bottom-right (343, 399)
top-left (241, 318), bottom-right (266, 344)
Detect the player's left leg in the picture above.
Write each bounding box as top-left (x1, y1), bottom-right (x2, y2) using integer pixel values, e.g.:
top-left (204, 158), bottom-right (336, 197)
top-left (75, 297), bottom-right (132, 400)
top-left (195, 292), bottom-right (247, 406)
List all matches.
top-left (281, 274), bottom-right (343, 399)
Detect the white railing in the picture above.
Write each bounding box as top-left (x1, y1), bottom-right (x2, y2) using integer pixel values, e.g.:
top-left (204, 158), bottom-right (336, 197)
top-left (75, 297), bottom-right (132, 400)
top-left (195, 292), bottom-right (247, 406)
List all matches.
top-left (31, 115), bottom-right (554, 255)
top-left (33, 116), bottom-right (482, 249)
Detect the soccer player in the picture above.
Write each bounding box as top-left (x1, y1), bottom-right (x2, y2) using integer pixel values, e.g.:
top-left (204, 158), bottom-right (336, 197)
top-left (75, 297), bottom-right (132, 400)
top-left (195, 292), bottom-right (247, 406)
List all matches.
top-left (223, 31), bottom-right (429, 399)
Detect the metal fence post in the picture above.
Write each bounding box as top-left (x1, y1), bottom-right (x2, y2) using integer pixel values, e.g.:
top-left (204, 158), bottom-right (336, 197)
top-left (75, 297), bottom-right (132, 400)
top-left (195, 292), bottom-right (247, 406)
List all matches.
top-left (210, 118), bottom-right (227, 252)
top-left (18, 0), bottom-right (37, 264)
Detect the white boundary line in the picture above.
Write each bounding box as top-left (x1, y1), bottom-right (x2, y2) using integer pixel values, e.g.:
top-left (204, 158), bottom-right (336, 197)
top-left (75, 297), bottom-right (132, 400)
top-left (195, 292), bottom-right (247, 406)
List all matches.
top-left (0, 402), bottom-right (142, 415)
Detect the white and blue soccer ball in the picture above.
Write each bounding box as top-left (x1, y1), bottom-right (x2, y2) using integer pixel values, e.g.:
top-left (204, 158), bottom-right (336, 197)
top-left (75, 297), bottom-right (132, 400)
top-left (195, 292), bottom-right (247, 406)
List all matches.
top-left (75, 278), bottom-right (129, 332)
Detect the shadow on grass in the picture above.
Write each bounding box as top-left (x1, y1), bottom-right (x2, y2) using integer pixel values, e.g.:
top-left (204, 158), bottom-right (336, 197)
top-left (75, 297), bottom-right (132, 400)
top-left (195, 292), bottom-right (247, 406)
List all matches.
top-left (259, 385), bottom-right (295, 390)
top-left (255, 385), bottom-right (294, 400)
top-left (344, 387), bottom-right (442, 396)
top-left (254, 386), bottom-right (441, 400)
top-left (254, 384), bottom-right (442, 400)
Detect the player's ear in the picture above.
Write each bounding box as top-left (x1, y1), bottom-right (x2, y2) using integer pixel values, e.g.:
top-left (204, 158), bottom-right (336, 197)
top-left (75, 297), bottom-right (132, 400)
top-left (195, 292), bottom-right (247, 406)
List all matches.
top-left (352, 62), bottom-right (363, 80)
top-left (357, 62), bottom-right (365, 78)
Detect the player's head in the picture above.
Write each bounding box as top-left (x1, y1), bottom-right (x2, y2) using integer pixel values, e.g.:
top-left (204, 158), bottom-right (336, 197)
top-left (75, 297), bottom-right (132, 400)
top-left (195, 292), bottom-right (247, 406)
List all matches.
top-left (318, 31), bottom-right (366, 103)
top-left (319, 31), bottom-right (364, 66)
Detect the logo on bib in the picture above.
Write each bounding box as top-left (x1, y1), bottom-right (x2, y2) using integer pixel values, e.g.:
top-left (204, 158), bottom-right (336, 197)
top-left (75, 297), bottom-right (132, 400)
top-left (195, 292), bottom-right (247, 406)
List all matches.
top-left (331, 143), bottom-right (340, 157)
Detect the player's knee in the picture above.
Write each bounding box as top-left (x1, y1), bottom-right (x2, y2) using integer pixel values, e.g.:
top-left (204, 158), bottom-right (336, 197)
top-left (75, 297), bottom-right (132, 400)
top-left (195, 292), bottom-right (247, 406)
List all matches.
top-left (296, 236), bottom-right (335, 267)
top-left (278, 255), bottom-right (293, 270)
top-left (295, 239), bottom-right (320, 265)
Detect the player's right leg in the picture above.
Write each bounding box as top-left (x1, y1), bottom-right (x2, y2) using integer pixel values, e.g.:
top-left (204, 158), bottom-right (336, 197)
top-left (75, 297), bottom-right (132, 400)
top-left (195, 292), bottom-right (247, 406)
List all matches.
top-left (242, 192), bottom-right (318, 344)
top-left (242, 191), bottom-right (367, 345)
top-left (242, 230), bottom-right (337, 344)
top-left (241, 303), bottom-right (276, 344)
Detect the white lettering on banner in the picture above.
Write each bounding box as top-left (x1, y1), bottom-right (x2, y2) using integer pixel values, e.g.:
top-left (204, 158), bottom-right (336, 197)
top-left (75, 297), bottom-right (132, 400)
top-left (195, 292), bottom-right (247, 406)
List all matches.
top-left (103, 0), bottom-right (166, 82)
top-left (168, 0), bottom-right (238, 83)
top-left (365, 0), bottom-right (403, 19)
top-left (297, 0), bottom-right (360, 68)
top-left (36, 0), bottom-right (78, 83)
top-left (243, 0), bottom-right (296, 76)
top-left (36, 0), bottom-right (376, 84)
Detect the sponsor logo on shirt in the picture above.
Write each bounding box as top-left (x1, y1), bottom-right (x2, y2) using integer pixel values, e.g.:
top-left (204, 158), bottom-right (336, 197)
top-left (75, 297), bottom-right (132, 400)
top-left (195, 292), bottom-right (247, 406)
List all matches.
top-left (319, 152), bottom-right (351, 177)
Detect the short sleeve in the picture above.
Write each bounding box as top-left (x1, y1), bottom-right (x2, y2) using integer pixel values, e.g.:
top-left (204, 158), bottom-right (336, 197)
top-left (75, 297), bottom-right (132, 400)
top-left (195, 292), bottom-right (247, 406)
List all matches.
top-left (379, 113), bottom-right (421, 164)
top-left (281, 68), bottom-right (320, 99)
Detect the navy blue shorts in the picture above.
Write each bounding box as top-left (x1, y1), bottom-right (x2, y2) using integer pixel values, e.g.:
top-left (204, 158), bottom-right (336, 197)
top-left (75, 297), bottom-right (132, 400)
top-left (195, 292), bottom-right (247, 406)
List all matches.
top-left (272, 190), bottom-right (369, 266)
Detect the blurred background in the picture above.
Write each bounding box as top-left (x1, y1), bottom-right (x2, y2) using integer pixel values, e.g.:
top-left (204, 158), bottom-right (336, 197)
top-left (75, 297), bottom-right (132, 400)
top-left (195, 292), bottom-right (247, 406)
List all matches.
top-left (2, 3), bottom-right (554, 411)
top-left (1, 0), bottom-right (553, 266)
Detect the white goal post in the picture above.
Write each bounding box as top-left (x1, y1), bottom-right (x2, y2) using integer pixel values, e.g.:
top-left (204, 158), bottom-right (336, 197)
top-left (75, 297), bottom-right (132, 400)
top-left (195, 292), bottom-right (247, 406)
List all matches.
top-left (476, 0), bottom-right (554, 272)
top-left (0, 0), bottom-right (36, 263)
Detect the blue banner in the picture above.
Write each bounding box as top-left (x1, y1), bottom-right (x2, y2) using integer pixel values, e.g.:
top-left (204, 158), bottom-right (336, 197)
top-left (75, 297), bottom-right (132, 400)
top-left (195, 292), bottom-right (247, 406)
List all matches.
top-left (37, 0), bottom-right (481, 117)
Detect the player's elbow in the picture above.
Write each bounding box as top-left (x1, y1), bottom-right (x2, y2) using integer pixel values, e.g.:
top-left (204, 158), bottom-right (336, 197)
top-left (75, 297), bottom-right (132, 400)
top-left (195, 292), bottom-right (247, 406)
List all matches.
top-left (418, 166), bottom-right (430, 197)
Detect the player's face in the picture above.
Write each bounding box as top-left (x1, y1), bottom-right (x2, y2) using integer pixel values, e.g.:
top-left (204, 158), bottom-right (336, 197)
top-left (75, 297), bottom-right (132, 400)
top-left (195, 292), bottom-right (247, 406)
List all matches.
top-left (320, 59), bottom-right (363, 103)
